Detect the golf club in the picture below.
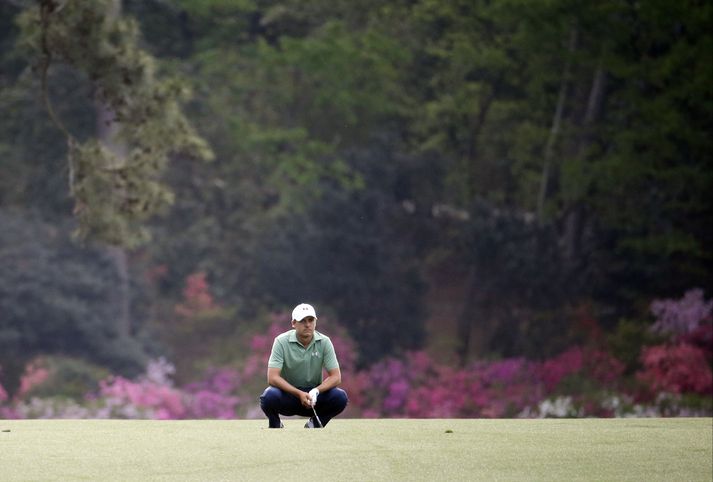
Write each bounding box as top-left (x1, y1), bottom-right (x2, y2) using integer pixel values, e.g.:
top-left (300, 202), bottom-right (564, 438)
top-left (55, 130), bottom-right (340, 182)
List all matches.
top-left (311, 405), bottom-right (323, 428)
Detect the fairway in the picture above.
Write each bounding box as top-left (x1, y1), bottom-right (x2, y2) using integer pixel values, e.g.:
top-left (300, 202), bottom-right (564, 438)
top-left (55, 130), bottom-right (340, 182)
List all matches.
top-left (0, 418), bottom-right (711, 481)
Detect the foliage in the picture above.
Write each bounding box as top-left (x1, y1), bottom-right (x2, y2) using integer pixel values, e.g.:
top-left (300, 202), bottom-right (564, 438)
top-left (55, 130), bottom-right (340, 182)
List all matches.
top-left (181, 367), bottom-right (242, 419)
top-left (1, 0), bottom-right (712, 395)
top-left (251, 172), bottom-right (429, 361)
top-left (3, 359), bottom-right (240, 419)
top-left (145, 7), bottom-right (411, 321)
top-left (151, 271), bottom-right (238, 383)
top-left (607, 318), bottom-right (662, 374)
top-left (16, 0), bottom-right (212, 247)
top-left (0, 211), bottom-right (148, 398)
top-left (15, 356), bottom-right (110, 401)
top-left (344, 345), bottom-right (628, 418)
top-left (3, 301), bottom-right (712, 419)
top-left (650, 288), bottom-right (713, 337)
top-left (638, 344), bottom-right (712, 396)
top-left (635, 290), bottom-right (713, 401)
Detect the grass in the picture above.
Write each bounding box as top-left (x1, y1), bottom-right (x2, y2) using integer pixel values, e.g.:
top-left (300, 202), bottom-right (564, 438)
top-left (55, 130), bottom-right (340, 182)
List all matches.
top-left (1, 418), bottom-right (711, 481)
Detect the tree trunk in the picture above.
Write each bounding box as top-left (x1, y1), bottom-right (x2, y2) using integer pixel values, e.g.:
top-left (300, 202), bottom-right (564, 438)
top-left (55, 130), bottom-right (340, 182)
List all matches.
top-left (97, 100), bottom-right (132, 337)
top-left (106, 246), bottom-right (131, 337)
top-left (96, 0), bottom-right (131, 337)
top-left (462, 86), bottom-right (497, 203)
top-left (456, 266), bottom-right (478, 365)
top-left (454, 86), bottom-right (498, 363)
top-left (0, 356), bottom-right (27, 401)
top-left (562, 63), bottom-right (607, 266)
top-left (537, 27), bottom-right (578, 226)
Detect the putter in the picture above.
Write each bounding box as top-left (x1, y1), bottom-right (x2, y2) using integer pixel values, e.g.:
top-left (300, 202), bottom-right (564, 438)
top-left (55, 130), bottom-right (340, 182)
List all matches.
top-left (311, 405), bottom-right (323, 428)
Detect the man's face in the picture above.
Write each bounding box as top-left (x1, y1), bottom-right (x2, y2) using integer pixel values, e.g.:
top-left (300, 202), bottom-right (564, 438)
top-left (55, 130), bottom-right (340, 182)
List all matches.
top-left (292, 316), bottom-right (316, 341)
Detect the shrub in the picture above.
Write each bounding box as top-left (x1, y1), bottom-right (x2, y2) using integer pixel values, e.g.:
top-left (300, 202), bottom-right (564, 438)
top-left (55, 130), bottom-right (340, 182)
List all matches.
top-left (17, 356), bottom-right (110, 401)
top-left (635, 290), bottom-right (713, 404)
top-left (183, 367), bottom-right (241, 419)
top-left (638, 344), bottom-right (712, 396)
top-left (650, 288), bottom-right (712, 337)
top-left (95, 358), bottom-right (187, 419)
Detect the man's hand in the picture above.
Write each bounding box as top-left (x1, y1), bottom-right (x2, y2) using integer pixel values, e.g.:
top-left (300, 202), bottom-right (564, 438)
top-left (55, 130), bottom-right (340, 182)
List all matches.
top-left (308, 388), bottom-right (320, 407)
top-left (299, 391), bottom-right (313, 408)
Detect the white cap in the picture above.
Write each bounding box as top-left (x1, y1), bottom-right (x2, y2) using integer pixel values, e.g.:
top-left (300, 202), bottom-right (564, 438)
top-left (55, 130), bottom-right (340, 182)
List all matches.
top-left (292, 303), bottom-right (317, 321)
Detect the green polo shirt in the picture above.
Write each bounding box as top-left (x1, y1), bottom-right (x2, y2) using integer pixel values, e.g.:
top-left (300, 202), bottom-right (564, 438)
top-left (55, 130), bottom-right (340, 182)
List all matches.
top-left (268, 329), bottom-right (339, 388)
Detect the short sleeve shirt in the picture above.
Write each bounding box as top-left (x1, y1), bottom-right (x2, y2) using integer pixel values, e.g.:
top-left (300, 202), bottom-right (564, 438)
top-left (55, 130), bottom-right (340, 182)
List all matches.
top-left (267, 330), bottom-right (339, 388)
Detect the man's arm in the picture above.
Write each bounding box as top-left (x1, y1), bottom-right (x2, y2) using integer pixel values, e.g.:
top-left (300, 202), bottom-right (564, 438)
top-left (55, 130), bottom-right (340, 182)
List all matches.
top-left (315, 367), bottom-right (341, 394)
top-left (317, 338), bottom-right (341, 394)
top-left (267, 367), bottom-right (313, 408)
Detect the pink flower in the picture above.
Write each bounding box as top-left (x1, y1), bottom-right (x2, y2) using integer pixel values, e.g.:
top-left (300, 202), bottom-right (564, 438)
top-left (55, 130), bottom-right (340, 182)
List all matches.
top-left (18, 360), bottom-right (50, 398)
top-left (175, 272), bottom-right (216, 317)
top-left (540, 347), bottom-right (584, 392)
top-left (638, 343), bottom-right (713, 395)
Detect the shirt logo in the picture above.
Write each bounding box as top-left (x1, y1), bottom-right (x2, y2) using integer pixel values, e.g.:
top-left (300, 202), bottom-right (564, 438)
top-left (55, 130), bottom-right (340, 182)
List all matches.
top-left (312, 352), bottom-right (321, 357)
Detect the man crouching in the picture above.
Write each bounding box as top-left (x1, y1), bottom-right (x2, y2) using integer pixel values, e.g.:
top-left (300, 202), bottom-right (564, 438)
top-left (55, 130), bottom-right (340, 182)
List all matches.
top-left (259, 303), bottom-right (348, 428)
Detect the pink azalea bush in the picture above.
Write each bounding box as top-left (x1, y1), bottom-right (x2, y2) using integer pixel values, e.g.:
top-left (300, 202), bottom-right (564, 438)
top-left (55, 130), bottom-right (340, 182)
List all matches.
top-left (636, 290), bottom-right (713, 403)
top-left (93, 358), bottom-right (241, 419)
top-left (17, 360), bottom-right (51, 397)
top-left (183, 368), bottom-right (241, 419)
top-left (638, 344), bottom-right (712, 395)
top-left (95, 358), bottom-right (187, 419)
top-left (174, 272), bottom-right (215, 317)
top-left (406, 357), bottom-right (544, 418)
top-left (344, 347), bottom-right (625, 419)
top-left (0, 358), bottom-right (50, 403)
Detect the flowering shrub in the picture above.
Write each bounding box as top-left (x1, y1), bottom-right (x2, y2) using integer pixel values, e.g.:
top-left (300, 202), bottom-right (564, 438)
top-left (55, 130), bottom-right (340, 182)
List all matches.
top-left (635, 290), bottom-right (713, 406)
top-left (518, 346), bottom-right (625, 417)
top-left (12, 397), bottom-right (95, 419)
top-left (174, 272), bottom-right (216, 318)
top-left (540, 346), bottom-right (625, 393)
top-left (403, 357), bottom-right (544, 418)
top-left (346, 348), bottom-right (628, 419)
top-left (93, 358), bottom-right (186, 419)
top-left (638, 344), bottom-right (712, 395)
top-left (183, 368), bottom-right (241, 419)
top-left (0, 359), bottom-right (51, 405)
top-left (3, 291), bottom-right (711, 420)
top-left (98, 359), bottom-right (245, 419)
top-left (17, 360), bottom-right (50, 397)
top-left (540, 347), bottom-right (584, 392)
top-left (240, 316), bottom-right (290, 383)
top-left (650, 288), bottom-right (712, 337)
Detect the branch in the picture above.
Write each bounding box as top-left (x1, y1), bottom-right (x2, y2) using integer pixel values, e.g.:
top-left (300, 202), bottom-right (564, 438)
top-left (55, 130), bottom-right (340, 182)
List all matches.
top-left (38, 0), bottom-right (76, 191)
top-left (537, 26), bottom-right (578, 226)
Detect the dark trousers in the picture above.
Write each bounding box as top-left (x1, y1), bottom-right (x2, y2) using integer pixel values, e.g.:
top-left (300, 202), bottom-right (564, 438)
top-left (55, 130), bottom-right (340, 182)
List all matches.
top-left (259, 386), bottom-right (348, 428)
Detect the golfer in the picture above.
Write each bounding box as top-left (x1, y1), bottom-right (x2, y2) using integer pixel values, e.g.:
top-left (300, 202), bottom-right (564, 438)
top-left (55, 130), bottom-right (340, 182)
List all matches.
top-left (259, 303), bottom-right (348, 428)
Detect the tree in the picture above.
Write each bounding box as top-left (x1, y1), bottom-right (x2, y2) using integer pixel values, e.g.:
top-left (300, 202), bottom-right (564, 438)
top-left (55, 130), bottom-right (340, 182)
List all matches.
top-left (360, 0), bottom-right (713, 360)
top-left (0, 212), bottom-right (148, 398)
top-left (17, 0), bottom-right (213, 247)
top-left (251, 142), bottom-right (431, 360)
top-left (1, 0), bottom-right (214, 391)
top-left (146, 5), bottom-right (409, 303)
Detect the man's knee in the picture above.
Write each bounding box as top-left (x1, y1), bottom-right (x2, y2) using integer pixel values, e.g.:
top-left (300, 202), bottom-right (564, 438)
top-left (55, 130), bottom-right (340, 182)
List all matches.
top-left (329, 388), bottom-right (349, 410)
top-left (260, 386), bottom-right (282, 409)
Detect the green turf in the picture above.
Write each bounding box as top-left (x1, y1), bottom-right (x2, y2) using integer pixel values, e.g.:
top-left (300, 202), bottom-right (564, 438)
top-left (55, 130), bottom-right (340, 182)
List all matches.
top-left (1, 418), bottom-right (711, 481)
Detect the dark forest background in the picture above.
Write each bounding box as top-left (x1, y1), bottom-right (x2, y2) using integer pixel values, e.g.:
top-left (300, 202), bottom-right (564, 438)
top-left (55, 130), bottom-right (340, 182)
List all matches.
top-left (1, 0), bottom-right (711, 403)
